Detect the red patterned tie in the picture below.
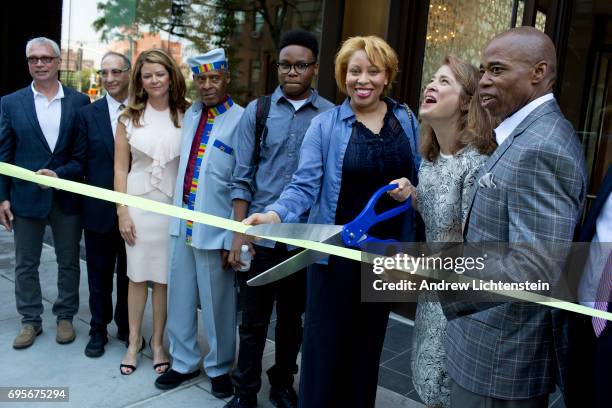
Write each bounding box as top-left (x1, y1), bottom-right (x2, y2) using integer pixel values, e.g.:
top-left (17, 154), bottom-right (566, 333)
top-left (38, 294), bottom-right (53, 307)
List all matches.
top-left (593, 251), bottom-right (612, 337)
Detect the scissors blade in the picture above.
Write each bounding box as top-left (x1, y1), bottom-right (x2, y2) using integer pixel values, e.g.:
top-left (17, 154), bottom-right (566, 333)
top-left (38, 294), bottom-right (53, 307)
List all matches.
top-left (246, 223), bottom-right (343, 243)
top-left (247, 233), bottom-right (343, 286)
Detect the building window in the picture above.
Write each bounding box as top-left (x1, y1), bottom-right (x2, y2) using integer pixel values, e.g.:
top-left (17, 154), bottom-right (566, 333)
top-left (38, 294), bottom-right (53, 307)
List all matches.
top-left (250, 59), bottom-right (261, 95)
top-left (253, 11), bottom-right (264, 32)
top-left (514, 1), bottom-right (546, 31)
top-left (235, 11), bottom-right (246, 33)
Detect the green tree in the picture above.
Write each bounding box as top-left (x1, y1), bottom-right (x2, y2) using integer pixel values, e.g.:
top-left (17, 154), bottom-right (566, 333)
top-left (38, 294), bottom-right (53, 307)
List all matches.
top-left (80, 68), bottom-right (95, 92)
top-left (93, 0), bottom-right (217, 51)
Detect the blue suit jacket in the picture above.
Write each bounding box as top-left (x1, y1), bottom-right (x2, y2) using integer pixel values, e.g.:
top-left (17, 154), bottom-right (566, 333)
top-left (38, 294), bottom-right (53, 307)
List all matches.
top-left (579, 165), bottom-right (612, 242)
top-left (0, 84), bottom-right (90, 218)
top-left (77, 97), bottom-right (117, 233)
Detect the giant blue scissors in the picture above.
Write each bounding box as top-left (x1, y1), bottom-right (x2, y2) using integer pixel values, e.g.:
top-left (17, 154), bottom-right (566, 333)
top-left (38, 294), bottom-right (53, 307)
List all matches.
top-left (245, 183), bottom-right (412, 286)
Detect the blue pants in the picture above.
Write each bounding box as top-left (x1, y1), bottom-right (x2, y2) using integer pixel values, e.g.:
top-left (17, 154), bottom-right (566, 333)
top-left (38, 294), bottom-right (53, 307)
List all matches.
top-left (166, 219), bottom-right (236, 377)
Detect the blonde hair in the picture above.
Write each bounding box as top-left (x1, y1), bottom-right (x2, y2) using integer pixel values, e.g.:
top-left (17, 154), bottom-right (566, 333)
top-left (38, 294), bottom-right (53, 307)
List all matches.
top-left (123, 49), bottom-right (190, 128)
top-left (334, 36), bottom-right (398, 96)
top-left (419, 55), bottom-right (496, 161)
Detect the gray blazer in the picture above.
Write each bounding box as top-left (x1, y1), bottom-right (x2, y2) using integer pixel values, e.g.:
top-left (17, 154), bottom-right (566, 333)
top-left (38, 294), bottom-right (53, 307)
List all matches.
top-left (442, 99), bottom-right (587, 399)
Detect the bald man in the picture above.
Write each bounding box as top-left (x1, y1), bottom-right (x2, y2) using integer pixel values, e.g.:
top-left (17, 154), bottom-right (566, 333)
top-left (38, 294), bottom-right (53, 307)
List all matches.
top-left (441, 27), bottom-right (587, 407)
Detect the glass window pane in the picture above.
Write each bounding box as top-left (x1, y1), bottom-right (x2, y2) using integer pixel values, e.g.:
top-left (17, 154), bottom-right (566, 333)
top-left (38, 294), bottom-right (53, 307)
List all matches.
top-left (535, 10), bottom-right (546, 32)
top-left (516, 0), bottom-right (524, 26)
top-left (62, 0), bottom-right (324, 104)
top-left (420, 0), bottom-right (515, 96)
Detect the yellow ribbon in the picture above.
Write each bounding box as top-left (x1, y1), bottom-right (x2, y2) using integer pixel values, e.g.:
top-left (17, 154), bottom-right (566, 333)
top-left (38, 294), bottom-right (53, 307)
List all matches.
top-left (1, 161), bottom-right (611, 322)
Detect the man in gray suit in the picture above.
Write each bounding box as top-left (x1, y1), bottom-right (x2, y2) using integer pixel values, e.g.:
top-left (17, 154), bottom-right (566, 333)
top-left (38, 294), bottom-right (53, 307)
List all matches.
top-left (443, 27), bottom-right (587, 407)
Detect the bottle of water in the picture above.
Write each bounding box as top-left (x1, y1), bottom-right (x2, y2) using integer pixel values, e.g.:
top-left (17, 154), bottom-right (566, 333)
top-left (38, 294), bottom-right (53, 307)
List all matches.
top-left (238, 244), bottom-right (251, 272)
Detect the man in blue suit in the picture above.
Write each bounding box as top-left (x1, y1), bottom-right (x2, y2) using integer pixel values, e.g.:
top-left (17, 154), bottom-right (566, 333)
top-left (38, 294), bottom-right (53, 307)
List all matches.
top-left (77, 52), bottom-right (130, 357)
top-left (0, 37), bottom-right (89, 349)
top-left (584, 164), bottom-right (612, 407)
top-left (567, 164), bottom-right (612, 407)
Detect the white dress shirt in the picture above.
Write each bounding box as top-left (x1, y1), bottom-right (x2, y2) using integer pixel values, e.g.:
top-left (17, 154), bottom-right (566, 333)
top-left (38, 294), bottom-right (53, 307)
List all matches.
top-left (106, 94), bottom-right (128, 138)
top-left (31, 81), bottom-right (64, 152)
top-left (579, 192), bottom-right (612, 307)
top-left (494, 93), bottom-right (555, 145)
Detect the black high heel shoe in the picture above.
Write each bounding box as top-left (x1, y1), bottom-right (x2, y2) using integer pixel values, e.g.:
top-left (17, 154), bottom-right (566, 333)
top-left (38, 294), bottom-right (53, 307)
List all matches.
top-left (149, 335), bottom-right (170, 374)
top-left (119, 336), bottom-right (145, 375)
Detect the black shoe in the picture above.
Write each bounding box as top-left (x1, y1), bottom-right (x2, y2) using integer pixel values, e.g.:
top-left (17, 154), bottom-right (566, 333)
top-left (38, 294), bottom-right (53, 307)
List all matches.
top-left (117, 330), bottom-right (129, 347)
top-left (84, 332), bottom-right (108, 358)
top-left (223, 395), bottom-right (257, 408)
top-left (210, 373), bottom-right (233, 398)
top-left (154, 368), bottom-right (200, 390)
top-left (269, 387), bottom-right (298, 408)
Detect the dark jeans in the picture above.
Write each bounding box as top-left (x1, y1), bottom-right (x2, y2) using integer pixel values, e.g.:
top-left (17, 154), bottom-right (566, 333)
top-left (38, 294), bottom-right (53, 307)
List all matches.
top-left (596, 315), bottom-right (612, 407)
top-left (232, 243), bottom-right (306, 397)
top-left (565, 313), bottom-right (597, 407)
top-left (13, 200), bottom-right (81, 327)
top-left (565, 306), bottom-right (612, 408)
top-left (84, 226), bottom-right (128, 336)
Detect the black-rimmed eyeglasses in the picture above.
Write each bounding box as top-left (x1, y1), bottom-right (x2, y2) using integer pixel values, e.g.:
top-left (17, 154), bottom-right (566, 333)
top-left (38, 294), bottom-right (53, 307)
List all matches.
top-left (97, 67), bottom-right (130, 77)
top-left (276, 61), bottom-right (316, 74)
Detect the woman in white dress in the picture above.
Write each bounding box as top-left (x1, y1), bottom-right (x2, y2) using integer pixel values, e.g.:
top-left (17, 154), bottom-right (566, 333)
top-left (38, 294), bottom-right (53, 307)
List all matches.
top-left (389, 55), bottom-right (496, 407)
top-left (114, 49), bottom-right (190, 375)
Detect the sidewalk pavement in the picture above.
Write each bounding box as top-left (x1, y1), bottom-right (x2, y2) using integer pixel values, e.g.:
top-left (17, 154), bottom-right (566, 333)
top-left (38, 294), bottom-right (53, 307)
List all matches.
top-left (0, 229), bottom-right (423, 408)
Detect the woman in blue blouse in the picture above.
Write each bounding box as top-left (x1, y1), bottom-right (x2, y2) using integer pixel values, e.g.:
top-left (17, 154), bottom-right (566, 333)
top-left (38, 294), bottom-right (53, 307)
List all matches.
top-left (245, 36), bottom-right (421, 408)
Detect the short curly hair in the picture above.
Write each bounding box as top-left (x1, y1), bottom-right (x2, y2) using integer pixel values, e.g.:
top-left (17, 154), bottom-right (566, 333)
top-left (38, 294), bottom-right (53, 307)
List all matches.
top-left (279, 29), bottom-right (319, 59)
top-left (334, 36), bottom-right (399, 96)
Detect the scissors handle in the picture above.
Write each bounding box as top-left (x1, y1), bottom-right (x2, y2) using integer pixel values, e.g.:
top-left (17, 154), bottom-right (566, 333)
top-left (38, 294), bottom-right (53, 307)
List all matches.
top-left (341, 183), bottom-right (412, 248)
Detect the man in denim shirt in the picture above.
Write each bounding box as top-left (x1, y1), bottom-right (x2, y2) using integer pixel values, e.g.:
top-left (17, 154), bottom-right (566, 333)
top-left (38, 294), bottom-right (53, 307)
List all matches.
top-left (227, 29), bottom-right (334, 408)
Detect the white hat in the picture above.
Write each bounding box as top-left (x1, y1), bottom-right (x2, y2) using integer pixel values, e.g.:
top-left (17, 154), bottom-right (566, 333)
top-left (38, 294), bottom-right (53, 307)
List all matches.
top-left (187, 48), bottom-right (229, 74)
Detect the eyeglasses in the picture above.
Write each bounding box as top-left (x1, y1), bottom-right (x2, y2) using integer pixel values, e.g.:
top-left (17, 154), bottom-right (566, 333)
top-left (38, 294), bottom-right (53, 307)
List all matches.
top-left (26, 56), bottom-right (57, 64)
top-left (276, 61), bottom-right (316, 74)
top-left (97, 67), bottom-right (130, 77)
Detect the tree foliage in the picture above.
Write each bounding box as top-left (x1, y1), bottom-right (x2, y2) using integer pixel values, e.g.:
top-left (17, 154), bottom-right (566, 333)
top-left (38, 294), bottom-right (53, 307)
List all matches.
top-left (92, 0), bottom-right (302, 52)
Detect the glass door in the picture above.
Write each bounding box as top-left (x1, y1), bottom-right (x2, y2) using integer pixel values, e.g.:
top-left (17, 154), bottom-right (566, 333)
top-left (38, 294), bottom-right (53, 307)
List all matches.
top-left (583, 45), bottom-right (612, 196)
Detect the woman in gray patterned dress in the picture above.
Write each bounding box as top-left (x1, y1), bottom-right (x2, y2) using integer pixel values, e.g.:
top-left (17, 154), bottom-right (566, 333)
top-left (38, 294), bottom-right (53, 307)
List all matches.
top-left (389, 55), bottom-right (495, 407)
